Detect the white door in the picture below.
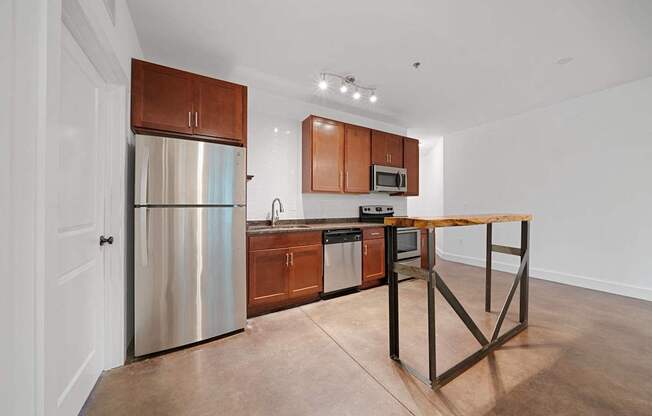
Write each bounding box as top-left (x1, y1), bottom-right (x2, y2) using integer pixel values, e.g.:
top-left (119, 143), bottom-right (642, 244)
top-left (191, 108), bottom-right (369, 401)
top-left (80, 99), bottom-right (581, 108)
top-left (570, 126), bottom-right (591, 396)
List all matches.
top-left (44, 26), bottom-right (108, 416)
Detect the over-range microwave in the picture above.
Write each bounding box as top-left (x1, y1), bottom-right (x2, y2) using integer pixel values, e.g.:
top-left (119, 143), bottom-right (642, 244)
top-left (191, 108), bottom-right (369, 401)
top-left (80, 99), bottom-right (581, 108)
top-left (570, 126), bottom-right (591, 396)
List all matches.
top-left (371, 165), bottom-right (407, 193)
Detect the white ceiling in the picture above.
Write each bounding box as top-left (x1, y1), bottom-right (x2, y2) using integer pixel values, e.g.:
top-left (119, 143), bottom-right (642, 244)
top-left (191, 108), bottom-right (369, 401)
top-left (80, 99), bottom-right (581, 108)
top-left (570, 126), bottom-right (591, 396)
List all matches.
top-left (127, 0), bottom-right (652, 135)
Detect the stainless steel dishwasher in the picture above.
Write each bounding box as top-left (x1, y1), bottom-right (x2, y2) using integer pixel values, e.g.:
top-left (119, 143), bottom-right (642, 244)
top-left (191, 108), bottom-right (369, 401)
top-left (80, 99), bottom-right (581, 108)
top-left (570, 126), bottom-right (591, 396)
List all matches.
top-left (323, 229), bottom-right (362, 296)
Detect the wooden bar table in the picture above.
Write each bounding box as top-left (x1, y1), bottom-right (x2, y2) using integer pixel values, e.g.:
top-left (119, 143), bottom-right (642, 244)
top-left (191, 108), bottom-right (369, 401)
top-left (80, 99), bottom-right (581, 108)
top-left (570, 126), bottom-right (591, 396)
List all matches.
top-left (385, 214), bottom-right (532, 389)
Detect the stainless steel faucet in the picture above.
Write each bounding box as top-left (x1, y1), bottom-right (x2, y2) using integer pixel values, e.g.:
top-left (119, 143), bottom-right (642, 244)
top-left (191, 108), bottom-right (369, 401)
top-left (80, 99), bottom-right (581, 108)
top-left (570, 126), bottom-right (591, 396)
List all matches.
top-left (271, 198), bottom-right (284, 226)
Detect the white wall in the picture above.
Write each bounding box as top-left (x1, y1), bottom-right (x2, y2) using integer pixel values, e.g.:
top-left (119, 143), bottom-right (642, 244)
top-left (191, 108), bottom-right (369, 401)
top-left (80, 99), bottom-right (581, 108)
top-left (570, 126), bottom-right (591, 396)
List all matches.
top-left (246, 88), bottom-right (408, 220)
top-left (441, 76), bottom-right (652, 301)
top-left (1, 0), bottom-right (142, 414)
top-left (1, 1), bottom-right (49, 414)
top-left (406, 134), bottom-right (445, 246)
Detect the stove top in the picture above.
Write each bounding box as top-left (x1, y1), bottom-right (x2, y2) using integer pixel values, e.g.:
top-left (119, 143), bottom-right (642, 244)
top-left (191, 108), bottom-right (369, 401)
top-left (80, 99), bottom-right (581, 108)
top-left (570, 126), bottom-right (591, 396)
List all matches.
top-left (359, 205), bottom-right (394, 224)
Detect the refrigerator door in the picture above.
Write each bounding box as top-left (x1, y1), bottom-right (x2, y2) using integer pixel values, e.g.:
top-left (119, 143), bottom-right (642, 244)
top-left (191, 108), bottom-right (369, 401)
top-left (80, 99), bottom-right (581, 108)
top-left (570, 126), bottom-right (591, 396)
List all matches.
top-left (135, 134), bottom-right (246, 206)
top-left (134, 206), bottom-right (246, 356)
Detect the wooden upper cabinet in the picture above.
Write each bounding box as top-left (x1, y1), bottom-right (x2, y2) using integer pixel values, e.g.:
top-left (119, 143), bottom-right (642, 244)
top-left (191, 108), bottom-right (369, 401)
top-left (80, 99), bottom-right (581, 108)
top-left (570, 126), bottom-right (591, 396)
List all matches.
top-left (288, 244), bottom-right (323, 298)
top-left (403, 137), bottom-right (419, 196)
top-left (302, 116), bottom-right (344, 192)
top-left (193, 76), bottom-right (246, 143)
top-left (344, 124), bottom-right (371, 193)
top-left (386, 134), bottom-right (404, 167)
top-left (131, 59), bottom-right (247, 146)
top-left (131, 59), bottom-right (194, 134)
top-left (371, 130), bottom-right (403, 167)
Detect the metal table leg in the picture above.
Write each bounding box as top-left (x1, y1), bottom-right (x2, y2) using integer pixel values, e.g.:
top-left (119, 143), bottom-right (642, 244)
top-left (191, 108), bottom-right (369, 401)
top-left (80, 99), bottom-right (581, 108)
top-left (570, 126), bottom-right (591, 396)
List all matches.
top-left (388, 221), bottom-right (531, 389)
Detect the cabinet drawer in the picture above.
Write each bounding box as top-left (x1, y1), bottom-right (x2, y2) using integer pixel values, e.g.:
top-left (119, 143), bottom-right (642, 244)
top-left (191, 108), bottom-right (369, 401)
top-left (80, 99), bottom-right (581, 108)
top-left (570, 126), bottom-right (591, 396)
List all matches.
top-left (363, 227), bottom-right (385, 240)
top-left (248, 231), bottom-right (322, 251)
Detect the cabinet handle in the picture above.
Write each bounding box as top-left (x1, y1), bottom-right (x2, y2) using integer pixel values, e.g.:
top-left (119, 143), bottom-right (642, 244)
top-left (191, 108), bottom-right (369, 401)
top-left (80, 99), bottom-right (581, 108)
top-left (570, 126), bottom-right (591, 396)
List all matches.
top-left (364, 244), bottom-right (368, 256)
top-left (195, 112), bottom-right (198, 127)
top-left (188, 111), bottom-right (192, 127)
top-left (339, 171), bottom-right (343, 188)
top-left (389, 154), bottom-right (392, 163)
top-left (290, 252), bottom-right (294, 266)
top-left (345, 171), bottom-right (349, 189)
top-left (286, 253), bottom-right (289, 267)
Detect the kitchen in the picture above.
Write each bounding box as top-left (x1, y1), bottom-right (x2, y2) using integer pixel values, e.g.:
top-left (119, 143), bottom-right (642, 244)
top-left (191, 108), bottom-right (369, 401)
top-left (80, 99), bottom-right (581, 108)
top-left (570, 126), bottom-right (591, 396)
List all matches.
top-left (131, 58), bottom-right (424, 352)
top-left (3, 1), bottom-right (652, 416)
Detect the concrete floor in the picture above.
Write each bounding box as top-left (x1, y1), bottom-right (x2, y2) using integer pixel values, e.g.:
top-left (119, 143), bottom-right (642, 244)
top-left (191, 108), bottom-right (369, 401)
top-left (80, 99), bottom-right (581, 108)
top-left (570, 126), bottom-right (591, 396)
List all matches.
top-left (82, 258), bottom-right (652, 415)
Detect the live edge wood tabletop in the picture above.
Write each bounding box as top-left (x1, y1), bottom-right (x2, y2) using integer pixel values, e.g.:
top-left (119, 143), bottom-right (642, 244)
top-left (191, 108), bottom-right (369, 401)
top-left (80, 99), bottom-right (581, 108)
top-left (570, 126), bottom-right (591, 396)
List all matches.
top-left (384, 213), bottom-right (532, 228)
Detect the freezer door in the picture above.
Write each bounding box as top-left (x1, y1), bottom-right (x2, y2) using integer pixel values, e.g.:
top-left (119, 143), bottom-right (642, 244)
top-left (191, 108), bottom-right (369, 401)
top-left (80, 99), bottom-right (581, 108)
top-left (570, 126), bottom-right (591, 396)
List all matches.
top-left (134, 206), bottom-right (246, 356)
top-left (135, 134), bottom-right (246, 206)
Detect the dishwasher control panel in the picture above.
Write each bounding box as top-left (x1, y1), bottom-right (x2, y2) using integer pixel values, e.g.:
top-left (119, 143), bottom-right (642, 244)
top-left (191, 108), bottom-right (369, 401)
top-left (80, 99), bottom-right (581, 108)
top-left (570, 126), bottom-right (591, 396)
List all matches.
top-left (323, 229), bottom-right (362, 244)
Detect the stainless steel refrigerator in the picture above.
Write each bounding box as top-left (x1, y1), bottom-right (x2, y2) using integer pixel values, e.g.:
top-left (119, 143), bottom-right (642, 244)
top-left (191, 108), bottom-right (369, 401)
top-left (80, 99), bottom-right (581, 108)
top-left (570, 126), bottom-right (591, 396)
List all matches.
top-left (134, 134), bottom-right (246, 356)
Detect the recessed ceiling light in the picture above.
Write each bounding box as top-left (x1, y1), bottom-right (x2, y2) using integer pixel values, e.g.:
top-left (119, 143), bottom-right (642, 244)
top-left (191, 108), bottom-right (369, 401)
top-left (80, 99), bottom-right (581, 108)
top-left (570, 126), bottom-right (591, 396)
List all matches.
top-left (352, 90), bottom-right (361, 100)
top-left (556, 57), bottom-right (574, 65)
top-left (339, 83), bottom-right (348, 93)
top-left (369, 92), bottom-right (377, 103)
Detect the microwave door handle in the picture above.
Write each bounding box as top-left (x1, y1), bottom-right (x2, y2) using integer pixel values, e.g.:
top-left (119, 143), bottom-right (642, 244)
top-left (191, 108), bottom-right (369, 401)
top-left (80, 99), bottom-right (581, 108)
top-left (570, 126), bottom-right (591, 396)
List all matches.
top-left (401, 173), bottom-right (406, 188)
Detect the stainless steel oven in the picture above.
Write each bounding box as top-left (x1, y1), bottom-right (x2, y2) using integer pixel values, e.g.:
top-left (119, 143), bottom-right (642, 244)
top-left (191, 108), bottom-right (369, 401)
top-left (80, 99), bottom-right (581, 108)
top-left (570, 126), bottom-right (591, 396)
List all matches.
top-left (396, 227), bottom-right (421, 260)
top-left (371, 165), bottom-right (407, 193)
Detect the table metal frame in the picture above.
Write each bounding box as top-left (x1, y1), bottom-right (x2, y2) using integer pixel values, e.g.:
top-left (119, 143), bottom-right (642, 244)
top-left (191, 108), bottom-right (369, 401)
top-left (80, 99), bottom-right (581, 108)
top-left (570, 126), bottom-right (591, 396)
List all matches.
top-left (387, 221), bottom-right (530, 389)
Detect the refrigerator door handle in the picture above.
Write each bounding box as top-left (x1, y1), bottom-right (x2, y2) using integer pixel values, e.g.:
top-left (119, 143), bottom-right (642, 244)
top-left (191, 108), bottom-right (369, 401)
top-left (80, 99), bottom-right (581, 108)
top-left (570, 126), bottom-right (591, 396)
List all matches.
top-left (139, 208), bottom-right (148, 266)
top-left (138, 149), bottom-right (149, 204)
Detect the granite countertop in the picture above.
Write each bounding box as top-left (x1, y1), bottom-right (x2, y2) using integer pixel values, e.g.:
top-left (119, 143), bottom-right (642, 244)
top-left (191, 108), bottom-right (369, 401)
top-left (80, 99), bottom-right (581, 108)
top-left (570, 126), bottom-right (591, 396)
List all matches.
top-left (247, 218), bottom-right (385, 235)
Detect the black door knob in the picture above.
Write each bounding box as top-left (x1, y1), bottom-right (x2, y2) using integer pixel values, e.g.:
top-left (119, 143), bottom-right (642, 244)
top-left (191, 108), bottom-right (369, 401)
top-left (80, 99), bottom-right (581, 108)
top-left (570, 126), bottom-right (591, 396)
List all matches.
top-left (99, 235), bottom-right (114, 246)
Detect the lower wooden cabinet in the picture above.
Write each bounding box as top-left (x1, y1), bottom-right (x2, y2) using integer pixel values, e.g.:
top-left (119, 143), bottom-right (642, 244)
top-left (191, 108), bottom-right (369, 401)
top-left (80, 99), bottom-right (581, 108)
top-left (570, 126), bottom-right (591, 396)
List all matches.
top-left (288, 244), bottom-right (323, 298)
top-left (363, 233), bottom-right (386, 282)
top-left (248, 247), bottom-right (289, 306)
top-left (247, 231), bottom-right (323, 316)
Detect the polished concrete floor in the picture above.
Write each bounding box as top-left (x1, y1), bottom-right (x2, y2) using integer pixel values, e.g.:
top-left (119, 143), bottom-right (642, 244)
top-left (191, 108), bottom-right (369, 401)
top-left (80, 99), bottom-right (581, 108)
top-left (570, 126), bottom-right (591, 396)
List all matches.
top-left (83, 258), bottom-right (652, 415)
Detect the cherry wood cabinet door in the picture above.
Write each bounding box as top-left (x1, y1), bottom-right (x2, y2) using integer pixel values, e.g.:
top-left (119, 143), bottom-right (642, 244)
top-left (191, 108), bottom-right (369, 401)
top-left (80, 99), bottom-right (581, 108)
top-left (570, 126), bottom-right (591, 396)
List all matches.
top-left (403, 137), bottom-right (419, 195)
top-left (288, 244), bottom-right (323, 298)
top-left (386, 134), bottom-right (404, 167)
top-left (363, 238), bottom-right (385, 281)
top-left (193, 76), bottom-right (246, 143)
top-left (371, 130), bottom-right (403, 167)
top-left (371, 130), bottom-right (390, 165)
top-left (420, 229), bottom-right (430, 269)
top-left (312, 118), bottom-right (344, 192)
top-left (248, 248), bottom-right (289, 306)
top-left (344, 124), bottom-right (371, 193)
top-left (131, 59), bottom-right (194, 134)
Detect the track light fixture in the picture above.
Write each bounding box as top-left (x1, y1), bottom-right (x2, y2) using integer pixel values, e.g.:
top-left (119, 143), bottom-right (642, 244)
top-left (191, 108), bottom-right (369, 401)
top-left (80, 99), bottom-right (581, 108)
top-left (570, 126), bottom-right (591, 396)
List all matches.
top-left (317, 72), bottom-right (378, 103)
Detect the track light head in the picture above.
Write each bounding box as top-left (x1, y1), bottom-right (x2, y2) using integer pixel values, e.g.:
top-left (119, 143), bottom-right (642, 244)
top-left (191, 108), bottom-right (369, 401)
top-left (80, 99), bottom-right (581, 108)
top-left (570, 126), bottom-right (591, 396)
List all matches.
top-left (318, 73), bottom-right (328, 90)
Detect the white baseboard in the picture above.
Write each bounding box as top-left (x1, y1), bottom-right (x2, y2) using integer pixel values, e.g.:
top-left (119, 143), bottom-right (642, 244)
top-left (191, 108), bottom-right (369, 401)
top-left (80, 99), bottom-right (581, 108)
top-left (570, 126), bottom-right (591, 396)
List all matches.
top-left (438, 249), bottom-right (652, 302)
